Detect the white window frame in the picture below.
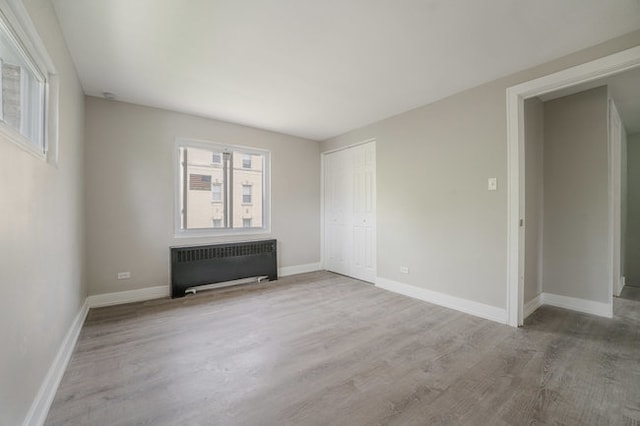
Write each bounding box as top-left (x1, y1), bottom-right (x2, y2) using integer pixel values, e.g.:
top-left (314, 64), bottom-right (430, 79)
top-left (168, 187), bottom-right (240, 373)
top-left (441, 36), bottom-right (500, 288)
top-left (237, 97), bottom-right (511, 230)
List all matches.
top-left (174, 137), bottom-right (271, 238)
top-left (242, 153), bottom-right (251, 169)
top-left (0, 0), bottom-right (59, 163)
top-left (242, 184), bottom-right (252, 204)
top-left (211, 182), bottom-right (222, 202)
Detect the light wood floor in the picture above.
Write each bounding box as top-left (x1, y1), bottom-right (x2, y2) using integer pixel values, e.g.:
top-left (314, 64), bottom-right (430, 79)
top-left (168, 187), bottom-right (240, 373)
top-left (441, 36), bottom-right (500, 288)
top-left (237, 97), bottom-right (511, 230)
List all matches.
top-left (46, 271), bottom-right (640, 425)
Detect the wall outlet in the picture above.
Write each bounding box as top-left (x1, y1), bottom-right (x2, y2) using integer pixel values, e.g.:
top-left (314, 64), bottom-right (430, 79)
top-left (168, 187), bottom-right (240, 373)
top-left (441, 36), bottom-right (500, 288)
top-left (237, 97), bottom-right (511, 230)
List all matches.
top-left (117, 272), bottom-right (131, 280)
top-left (399, 266), bottom-right (409, 274)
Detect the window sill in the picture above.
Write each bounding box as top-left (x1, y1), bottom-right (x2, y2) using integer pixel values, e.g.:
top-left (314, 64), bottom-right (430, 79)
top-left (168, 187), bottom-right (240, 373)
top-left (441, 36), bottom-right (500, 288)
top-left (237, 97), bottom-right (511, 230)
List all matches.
top-left (174, 227), bottom-right (271, 239)
top-left (0, 122), bottom-right (46, 161)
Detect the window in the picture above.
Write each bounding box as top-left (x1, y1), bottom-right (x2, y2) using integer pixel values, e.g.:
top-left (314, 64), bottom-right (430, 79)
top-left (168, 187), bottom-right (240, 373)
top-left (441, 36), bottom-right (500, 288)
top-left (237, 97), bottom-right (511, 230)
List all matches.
top-left (242, 185), bottom-right (252, 204)
top-left (211, 152), bottom-right (221, 164)
top-left (176, 139), bottom-right (269, 235)
top-left (211, 183), bottom-right (222, 202)
top-left (0, 0), bottom-right (58, 160)
top-left (242, 154), bottom-right (251, 169)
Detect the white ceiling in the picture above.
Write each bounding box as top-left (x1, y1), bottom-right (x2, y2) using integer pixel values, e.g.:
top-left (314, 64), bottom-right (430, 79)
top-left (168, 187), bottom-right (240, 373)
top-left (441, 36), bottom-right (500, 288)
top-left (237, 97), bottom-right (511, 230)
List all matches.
top-left (51, 0), bottom-right (640, 141)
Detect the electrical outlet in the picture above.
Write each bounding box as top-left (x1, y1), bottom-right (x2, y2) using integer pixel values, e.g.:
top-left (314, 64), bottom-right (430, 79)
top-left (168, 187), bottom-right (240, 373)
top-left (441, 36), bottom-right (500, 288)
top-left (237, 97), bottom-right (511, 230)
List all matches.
top-left (117, 272), bottom-right (131, 280)
top-left (399, 266), bottom-right (409, 274)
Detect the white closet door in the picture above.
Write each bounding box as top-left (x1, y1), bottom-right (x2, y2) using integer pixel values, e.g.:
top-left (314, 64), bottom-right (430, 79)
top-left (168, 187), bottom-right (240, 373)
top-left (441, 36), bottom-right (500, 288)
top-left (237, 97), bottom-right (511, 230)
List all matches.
top-left (324, 142), bottom-right (376, 283)
top-left (324, 148), bottom-right (350, 276)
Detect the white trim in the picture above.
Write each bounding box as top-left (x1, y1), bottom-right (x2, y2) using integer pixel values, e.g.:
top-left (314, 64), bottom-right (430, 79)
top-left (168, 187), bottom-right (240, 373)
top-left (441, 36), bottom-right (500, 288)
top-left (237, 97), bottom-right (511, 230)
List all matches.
top-left (609, 98), bottom-right (622, 303)
top-left (0, 0), bottom-right (59, 164)
top-left (87, 264), bottom-right (321, 309)
top-left (542, 293), bottom-right (612, 318)
top-left (506, 45), bottom-right (640, 327)
top-left (506, 87), bottom-right (524, 327)
top-left (23, 300), bottom-right (89, 426)
top-left (615, 276), bottom-right (626, 297)
top-left (279, 262), bottom-right (321, 277)
top-left (376, 277), bottom-right (507, 324)
top-left (321, 137), bottom-right (377, 155)
top-left (87, 286), bottom-right (169, 308)
top-left (320, 151), bottom-right (326, 270)
top-left (523, 292), bottom-right (612, 320)
top-left (523, 293), bottom-right (544, 319)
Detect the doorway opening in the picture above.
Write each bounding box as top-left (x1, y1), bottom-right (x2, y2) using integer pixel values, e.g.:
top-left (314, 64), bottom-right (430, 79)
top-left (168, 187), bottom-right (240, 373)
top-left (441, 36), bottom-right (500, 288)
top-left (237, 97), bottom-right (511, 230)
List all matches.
top-left (506, 46), bottom-right (640, 327)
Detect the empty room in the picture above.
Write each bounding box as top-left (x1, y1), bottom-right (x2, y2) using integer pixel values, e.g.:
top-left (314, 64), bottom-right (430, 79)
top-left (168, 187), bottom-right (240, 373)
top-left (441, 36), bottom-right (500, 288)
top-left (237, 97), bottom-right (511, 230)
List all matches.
top-left (2, 0), bottom-right (640, 425)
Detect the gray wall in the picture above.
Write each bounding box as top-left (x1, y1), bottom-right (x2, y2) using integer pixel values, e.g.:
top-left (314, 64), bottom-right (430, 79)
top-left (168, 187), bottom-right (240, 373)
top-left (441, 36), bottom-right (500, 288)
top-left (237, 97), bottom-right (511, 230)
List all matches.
top-left (324, 83), bottom-right (508, 307)
top-left (524, 98), bottom-right (544, 304)
top-left (0, 0), bottom-right (86, 424)
top-left (626, 132), bottom-right (640, 285)
top-left (322, 30), bottom-right (640, 310)
top-left (84, 97), bottom-right (321, 296)
top-left (542, 87), bottom-right (610, 303)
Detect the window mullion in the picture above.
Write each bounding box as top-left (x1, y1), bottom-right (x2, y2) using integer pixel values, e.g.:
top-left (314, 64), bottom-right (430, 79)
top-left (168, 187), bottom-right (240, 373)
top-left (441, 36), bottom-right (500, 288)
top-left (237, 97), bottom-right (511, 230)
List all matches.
top-left (0, 59), bottom-right (3, 122)
top-left (228, 151), bottom-right (234, 229)
top-left (182, 147), bottom-right (188, 229)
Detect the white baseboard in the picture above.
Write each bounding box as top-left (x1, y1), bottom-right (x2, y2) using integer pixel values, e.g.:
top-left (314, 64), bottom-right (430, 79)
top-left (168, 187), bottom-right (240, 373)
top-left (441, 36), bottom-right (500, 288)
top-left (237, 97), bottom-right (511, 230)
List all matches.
top-left (524, 293), bottom-right (544, 319)
top-left (542, 292), bottom-right (612, 318)
top-left (279, 262), bottom-right (321, 277)
top-left (86, 263), bottom-right (322, 309)
top-left (23, 300), bottom-right (89, 426)
top-left (614, 276), bottom-right (626, 297)
top-left (375, 277), bottom-right (507, 324)
top-left (87, 286), bottom-right (169, 308)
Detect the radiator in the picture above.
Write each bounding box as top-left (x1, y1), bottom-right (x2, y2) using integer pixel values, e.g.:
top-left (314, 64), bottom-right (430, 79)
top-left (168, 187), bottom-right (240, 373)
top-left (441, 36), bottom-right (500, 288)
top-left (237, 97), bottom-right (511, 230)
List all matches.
top-left (170, 239), bottom-right (277, 298)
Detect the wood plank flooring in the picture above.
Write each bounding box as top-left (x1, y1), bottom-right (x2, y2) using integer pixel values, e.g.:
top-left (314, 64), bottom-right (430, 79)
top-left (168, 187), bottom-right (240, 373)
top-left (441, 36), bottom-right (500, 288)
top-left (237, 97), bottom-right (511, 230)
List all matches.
top-left (45, 271), bottom-right (640, 425)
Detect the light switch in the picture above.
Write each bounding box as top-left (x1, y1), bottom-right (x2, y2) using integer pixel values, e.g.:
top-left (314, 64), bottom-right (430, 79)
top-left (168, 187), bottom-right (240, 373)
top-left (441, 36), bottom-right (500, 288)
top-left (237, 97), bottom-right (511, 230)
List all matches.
top-left (488, 177), bottom-right (497, 191)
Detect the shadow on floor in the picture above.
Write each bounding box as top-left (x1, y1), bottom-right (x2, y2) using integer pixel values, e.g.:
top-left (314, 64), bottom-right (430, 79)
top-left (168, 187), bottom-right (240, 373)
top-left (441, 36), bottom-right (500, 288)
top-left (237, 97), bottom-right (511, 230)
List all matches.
top-left (618, 285), bottom-right (640, 302)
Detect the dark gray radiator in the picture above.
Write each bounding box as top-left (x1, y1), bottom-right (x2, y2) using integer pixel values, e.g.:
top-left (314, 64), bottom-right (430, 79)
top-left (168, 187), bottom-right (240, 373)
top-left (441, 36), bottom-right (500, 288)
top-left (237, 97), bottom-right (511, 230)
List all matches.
top-left (170, 239), bottom-right (277, 298)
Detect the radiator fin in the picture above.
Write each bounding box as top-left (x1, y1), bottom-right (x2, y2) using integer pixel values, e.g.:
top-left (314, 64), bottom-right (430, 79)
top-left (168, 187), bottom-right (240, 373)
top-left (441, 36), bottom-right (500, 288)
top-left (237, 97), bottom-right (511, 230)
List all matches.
top-left (175, 241), bottom-right (276, 263)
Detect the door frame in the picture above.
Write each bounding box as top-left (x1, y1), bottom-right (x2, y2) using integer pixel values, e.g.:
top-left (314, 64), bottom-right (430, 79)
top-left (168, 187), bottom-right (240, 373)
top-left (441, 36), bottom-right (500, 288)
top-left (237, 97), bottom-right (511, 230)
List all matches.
top-left (609, 99), bottom-right (624, 297)
top-left (321, 138), bottom-right (377, 277)
top-left (506, 45), bottom-right (640, 327)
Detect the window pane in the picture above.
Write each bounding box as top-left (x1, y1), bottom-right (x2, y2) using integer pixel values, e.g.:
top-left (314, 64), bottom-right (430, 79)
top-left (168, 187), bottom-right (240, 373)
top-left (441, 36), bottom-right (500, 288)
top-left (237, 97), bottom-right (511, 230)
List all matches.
top-left (242, 154), bottom-right (251, 169)
top-left (242, 185), bottom-right (252, 203)
top-left (178, 143), bottom-right (267, 233)
top-left (179, 146), bottom-right (226, 230)
top-left (212, 183), bottom-right (222, 202)
top-left (232, 152), bottom-right (263, 229)
top-left (0, 19), bottom-right (45, 151)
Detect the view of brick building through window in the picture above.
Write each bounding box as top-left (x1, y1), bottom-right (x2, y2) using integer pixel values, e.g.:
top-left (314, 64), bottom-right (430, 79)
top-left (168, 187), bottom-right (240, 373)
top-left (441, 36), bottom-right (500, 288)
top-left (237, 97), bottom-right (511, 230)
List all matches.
top-left (2, 62), bottom-right (21, 130)
top-left (179, 146), bottom-right (264, 230)
top-left (0, 22), bottom-right (47, 151)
